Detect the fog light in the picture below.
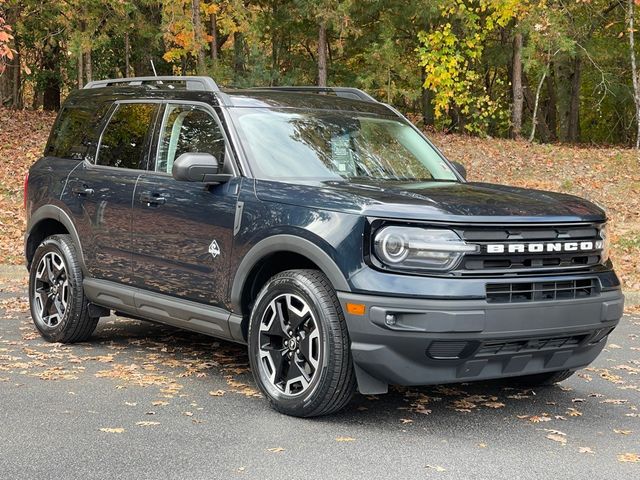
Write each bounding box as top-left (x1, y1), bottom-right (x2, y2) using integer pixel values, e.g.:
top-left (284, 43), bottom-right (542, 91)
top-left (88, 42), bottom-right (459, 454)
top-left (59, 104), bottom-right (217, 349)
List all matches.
top-left (385, 314), bottom-right (396, 326)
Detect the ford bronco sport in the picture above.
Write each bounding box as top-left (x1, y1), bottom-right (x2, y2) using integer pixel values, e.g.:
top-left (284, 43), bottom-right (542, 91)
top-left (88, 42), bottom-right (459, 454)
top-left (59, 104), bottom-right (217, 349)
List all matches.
top-left (24, 76), bottom-right (625, 417)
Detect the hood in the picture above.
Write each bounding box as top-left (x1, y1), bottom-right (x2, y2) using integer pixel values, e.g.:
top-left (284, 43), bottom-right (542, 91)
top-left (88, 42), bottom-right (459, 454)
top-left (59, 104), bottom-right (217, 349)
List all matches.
top-left (254, 179), bottom-right (606, 224)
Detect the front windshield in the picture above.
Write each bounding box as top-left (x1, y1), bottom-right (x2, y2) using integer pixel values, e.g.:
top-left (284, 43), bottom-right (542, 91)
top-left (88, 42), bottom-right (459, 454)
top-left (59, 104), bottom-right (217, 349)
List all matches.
top-left (230, 108), bottom-right (459, 182)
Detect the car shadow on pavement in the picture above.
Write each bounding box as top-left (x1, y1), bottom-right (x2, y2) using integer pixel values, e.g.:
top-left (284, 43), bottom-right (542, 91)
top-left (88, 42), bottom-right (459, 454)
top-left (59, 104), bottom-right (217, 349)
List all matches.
top-left (84, 315), bottom-right (638, 431)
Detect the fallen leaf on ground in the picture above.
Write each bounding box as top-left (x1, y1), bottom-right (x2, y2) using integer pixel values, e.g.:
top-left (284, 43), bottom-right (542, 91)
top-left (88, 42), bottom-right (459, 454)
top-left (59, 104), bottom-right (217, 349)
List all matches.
top-left (578, 447), bottom-right (594, 454)
top-left (99, 427), bottom-right (124, 433)
top-left (613, 429), bottom-right (632, 435)
top-left (546, 433), bottom-right (567, 445)
top-left (136, 421), bottom-right (160, 426)
top-left (267, 447), bottom-right (285, 453)
top-left (209, 390), bottom-right (225, 397)
top-left (529, 415), bottom-right (551, 423)
top-left (425, 465), bottom-right (446, 472)
top-left (336, 436), bottom-right (356, 442)
top-left (617, 453), bottom-right (639, 463)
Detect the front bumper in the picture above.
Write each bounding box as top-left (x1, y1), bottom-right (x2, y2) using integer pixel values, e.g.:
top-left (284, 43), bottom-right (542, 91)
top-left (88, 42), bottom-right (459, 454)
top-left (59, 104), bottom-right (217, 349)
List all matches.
top-left (338, 289), bottom-right (624, 394)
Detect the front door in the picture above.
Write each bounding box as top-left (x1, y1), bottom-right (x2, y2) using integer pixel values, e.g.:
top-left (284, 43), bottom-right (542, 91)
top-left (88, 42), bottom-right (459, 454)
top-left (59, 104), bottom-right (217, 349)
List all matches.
top-left (66, 102), bottom-right (158, 283)
top-left (131, 103), bottom-right (239, 307)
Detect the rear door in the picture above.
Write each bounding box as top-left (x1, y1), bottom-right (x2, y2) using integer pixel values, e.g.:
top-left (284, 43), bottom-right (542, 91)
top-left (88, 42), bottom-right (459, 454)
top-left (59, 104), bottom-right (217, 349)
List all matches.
top-left (131, 102), bottom-right (240, 307)
top-left (66, 101), bottom-right (159, 283)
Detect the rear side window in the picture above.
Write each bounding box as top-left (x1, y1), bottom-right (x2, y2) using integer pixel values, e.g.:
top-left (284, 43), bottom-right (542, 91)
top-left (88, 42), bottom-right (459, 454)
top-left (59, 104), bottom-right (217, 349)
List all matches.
top-left (97, 103), bottom-right (157, 169)
top-left (46, 104), bottom-right (110, 160)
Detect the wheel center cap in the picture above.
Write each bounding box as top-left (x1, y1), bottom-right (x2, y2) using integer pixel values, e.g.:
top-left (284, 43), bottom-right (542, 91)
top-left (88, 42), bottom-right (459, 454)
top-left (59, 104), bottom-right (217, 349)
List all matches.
top-left (287, 338), bottom-right (298, 351)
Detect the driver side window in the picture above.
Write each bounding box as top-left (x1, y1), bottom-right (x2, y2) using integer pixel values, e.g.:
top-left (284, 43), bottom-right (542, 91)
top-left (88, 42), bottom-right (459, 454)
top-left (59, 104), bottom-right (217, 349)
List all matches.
top-left (155, 104), bottom-right (226, 174)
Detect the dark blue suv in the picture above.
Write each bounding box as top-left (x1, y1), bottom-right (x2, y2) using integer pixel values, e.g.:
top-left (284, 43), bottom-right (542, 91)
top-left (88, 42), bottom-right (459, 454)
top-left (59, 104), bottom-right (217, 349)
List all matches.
top-left (24, 76), bottom-right (624, 417)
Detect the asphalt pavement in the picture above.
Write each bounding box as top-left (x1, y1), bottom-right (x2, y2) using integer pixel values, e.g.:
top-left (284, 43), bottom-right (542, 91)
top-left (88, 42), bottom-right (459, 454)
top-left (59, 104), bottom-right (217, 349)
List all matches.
top-left (0, 271), bottom-right (638, 480)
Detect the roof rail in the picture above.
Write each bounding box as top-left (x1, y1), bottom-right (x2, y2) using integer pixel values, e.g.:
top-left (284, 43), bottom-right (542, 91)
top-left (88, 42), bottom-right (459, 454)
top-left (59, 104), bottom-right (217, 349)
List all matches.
top-left (84, 76), bottom-right (219, 92)
top-left (249, 86), bottom-right (378, 103)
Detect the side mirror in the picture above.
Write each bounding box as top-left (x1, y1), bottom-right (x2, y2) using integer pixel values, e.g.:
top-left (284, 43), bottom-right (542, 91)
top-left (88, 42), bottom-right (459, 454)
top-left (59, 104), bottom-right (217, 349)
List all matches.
top-left (172, 153), bottom-right (231, 183)
top-left (451, 161), bottom-right (467, 180)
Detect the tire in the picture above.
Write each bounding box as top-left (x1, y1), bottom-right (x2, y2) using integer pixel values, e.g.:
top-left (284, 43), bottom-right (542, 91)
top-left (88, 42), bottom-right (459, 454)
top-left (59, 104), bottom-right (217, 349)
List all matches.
top-left (248, 269), bottom-right (356, 417)
top-left (512, 369), bottom-right (575, 387)
top-left (28, 234), bottom-right (99, 343)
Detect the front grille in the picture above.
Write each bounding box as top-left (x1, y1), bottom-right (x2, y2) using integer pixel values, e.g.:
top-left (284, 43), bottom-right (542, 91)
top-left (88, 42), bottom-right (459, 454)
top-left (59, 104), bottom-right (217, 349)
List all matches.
top-left (486, 279), bottom-right (599, 303)
top-left (477, 334), bottom-right (586, 356)
top-left (457, 224), bottom-right (603, 275)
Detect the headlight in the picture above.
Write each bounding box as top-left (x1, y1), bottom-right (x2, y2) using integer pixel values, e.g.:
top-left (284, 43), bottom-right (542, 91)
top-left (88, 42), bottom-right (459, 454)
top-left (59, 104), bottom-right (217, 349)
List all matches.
top-left (599, 224), bottom-right (610, 263)
top-left (373, 226), bottom-right (478, 272)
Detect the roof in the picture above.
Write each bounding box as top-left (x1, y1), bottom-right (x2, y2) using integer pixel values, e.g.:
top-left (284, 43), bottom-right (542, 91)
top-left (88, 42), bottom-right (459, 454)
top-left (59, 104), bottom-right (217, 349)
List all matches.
top-left (76, 76), bottom-right (389, 114)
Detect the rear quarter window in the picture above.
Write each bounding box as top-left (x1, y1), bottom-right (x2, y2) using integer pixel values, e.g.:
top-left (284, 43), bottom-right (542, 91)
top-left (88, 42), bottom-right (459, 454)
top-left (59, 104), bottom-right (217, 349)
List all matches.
top-left (45, 102), bottom-right (111, 160)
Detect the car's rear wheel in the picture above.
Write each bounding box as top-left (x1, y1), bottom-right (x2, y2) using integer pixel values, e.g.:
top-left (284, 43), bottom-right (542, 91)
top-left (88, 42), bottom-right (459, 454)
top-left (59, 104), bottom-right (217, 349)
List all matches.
top-left (248, 269), bottom-right (356, 417)
top-left (29, 234), bottom-right (99, 343)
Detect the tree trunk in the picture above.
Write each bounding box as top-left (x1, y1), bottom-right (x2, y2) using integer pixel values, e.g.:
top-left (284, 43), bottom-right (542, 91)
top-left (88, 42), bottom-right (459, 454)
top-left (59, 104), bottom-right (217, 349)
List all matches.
top-left (191, 0), bottom-right (206, 74)
top-left (567, 55), bottom-right (581, 143)
top-left (42, 39), bottom-right (61, 111)
top-left (12, 51), bottom-right (21, 108)
top-left (511, 32), bottom-right (524, 138)
top-left (421, 69), bottom-right (434, 127)
top-left (628, 0), bottom-right (640, 149)
top-left (233, 32), bottom-right (245, 79)
top-left (84, 50), bottom-right (92, 83)
top-left (210, 14), bottom-right (218, 62)
top-left (545, 63), bottom-right (558, 141)
top-left (318, 22), bottom-right (327, 87)
top-left (77, 52), bottom-right (84, 88)
top-left (522, 71), bottom-right (552, 142)
top-left (529, 67), bottom-right (548, 142)
top-left (124, 32), bottom-right (130, 77)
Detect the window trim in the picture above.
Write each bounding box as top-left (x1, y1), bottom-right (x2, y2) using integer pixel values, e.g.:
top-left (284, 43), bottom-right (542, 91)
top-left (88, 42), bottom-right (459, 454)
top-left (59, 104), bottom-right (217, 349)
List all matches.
top-left (145, 100), bottom-right (239, 178)
top-left (94, 100), bottom-right (163, 172)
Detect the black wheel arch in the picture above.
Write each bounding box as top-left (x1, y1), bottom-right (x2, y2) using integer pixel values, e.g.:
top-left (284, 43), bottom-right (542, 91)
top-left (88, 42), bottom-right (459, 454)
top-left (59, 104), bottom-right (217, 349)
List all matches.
top-left (230, 235), bottom-right (351, 339)
top-left (26, 205), bottom-right (85, 273)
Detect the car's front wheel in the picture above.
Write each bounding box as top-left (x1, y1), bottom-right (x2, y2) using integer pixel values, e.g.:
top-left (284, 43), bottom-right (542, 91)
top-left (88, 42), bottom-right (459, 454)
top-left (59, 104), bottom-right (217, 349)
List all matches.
top-left (248, 269), bottom-right (356, 417)
top-left (29, 234), bottom-right (100, 343)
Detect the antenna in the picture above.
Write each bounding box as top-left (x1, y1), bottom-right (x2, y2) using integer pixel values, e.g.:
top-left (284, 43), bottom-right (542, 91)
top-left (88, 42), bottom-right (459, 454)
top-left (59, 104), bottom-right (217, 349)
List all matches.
top-left (150, 59), bottom-right (158, 77)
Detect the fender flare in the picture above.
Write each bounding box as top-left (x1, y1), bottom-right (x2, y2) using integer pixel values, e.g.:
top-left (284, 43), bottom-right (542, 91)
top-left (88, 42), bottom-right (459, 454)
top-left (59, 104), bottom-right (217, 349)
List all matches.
top-left (26, 204), bottom-right (87, 273)
top-left (230, 234), bottom-right (351, 313)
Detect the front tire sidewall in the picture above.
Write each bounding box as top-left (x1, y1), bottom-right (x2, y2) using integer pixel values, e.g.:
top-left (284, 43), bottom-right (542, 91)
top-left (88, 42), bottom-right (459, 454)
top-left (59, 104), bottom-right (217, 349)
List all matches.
top-left (249, 275), bottom-right (333, 415)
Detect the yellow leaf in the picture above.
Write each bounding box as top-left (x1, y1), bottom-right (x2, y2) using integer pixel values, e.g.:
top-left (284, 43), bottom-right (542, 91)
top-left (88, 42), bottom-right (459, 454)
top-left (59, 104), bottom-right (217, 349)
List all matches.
top-left (136, 421), bottom-right (160, 427)
top-left (336, 436), bottom-right (356, 442)
top-left (99, 427), bottom-right (124, 434)
top-left (617, 453), bottom-right (639, 463)
top-left (209, 390), bottom-right (225, 397)
top-left (267, 447), bottom-right (285, 453)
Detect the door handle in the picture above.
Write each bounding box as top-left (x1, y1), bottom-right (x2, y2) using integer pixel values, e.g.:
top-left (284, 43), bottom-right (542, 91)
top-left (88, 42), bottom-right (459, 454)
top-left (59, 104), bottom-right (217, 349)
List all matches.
top-left (72, 186), bottom-right (94, 196)
top-left (140, 193), bottom-right (166, 206)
